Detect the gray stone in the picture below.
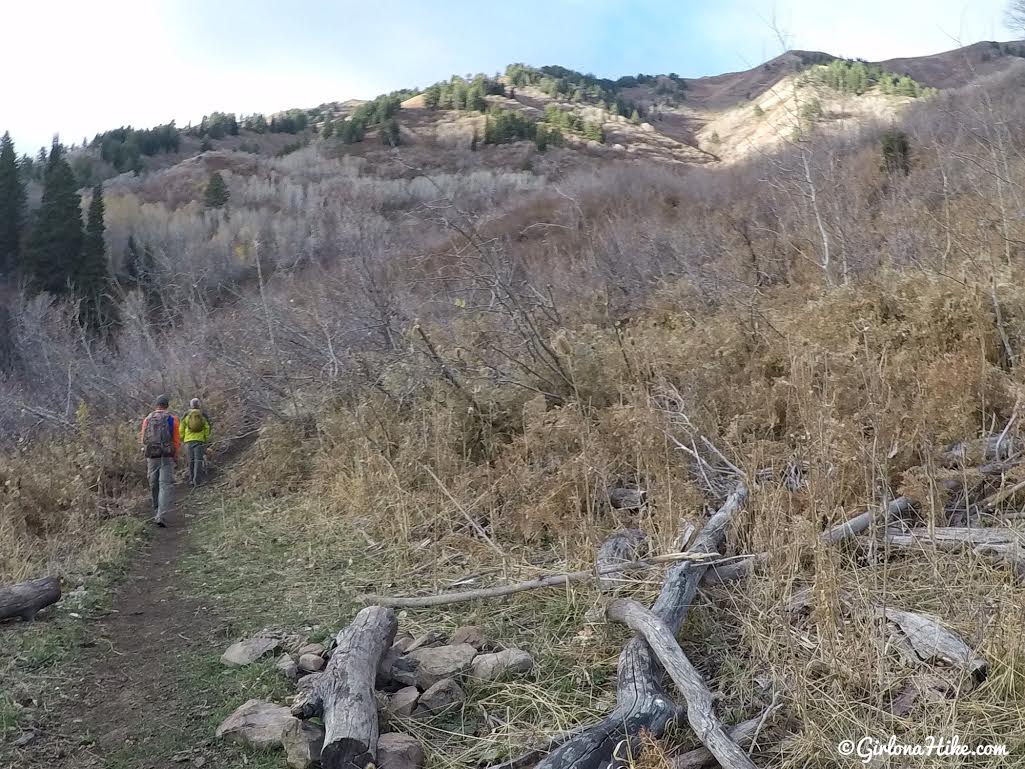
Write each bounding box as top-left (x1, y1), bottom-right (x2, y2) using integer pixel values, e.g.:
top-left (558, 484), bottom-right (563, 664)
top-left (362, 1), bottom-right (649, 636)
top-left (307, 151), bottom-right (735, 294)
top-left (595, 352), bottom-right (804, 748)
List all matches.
top-left (391, 632), bottom-right (415, 654)
top-left (450, 625), bottom-right (486, 650)
top-left (220, 634), bottom-right (281, 667)
top-left (392, 643), bottom-right (477, 688)
top-left (298, 642), bottom-right (326, 657)
top-left (276, 654), bottom-right (298, 682)
top-left (387, 686), bottom-right (420, 719)
top-left (282, 717), bottom-right (324, 768)
top-left (377, 647), bottom-right (400, 688)
top-left (470, 649), bottom-right (534, 681)
top-left (417, 678), bottom-right (465, 715)
top-left (215, 699), bottom-right (292, 749)
top-left (378, 732), bottom-right (425, 769)
top-left (404, 630), bottom-right (445, 653)
top-left (298, 653), bottom-right (325, 673)
top-left (296, 672), bottom-right (322, 695)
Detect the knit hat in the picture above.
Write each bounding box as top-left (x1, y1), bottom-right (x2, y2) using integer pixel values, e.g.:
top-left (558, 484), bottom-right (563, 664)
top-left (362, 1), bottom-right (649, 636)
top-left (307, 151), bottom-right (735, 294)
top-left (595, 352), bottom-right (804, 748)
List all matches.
top-left (190, 398), bottom-right (201, 408)
top-left (155, 394), bottom-right (170, 408)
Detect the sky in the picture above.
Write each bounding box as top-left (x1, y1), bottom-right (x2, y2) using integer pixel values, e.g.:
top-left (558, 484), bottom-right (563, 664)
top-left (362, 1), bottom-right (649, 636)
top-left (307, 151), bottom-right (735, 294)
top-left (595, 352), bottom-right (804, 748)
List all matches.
top-left (1, 0), bottom-right (1016, 154)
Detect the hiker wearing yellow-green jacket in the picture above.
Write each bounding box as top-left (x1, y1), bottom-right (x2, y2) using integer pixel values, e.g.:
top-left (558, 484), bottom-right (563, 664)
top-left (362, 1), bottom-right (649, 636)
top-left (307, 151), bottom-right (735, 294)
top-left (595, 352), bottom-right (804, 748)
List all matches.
top-left (180, 398), bottom-right (211, 487)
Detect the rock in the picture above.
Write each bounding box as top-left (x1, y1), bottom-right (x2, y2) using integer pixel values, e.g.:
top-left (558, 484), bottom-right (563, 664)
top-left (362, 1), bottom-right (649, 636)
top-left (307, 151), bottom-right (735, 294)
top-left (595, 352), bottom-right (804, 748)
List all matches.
top-left (298, 642), bottom-right (325, 657)
top-left (296, 672), bottom-right (322, 696)
top-left (215, 699), bottom-right (292, 749)
top-left (417, 678), bottom-right (465, 715)
top-left (282, 717), bottom-right (324, 768)
top-left (276, 654), bottom-right (298, 682)
top-left (387, 686), bottom-right (420, 719)
top-left (391, 632), bottom-right (415, 654)
top-left (450, 625), bottom-right (486, 650)
top-left (405, 630), bottom-right (445, 653)
top-left (378, 732), bottom-right (425, 769)
top-left (470, 649), bottom-right (534, 682)
top-left (609, 487), bottom-right (646, 510)
top-left (298, 653), bottom-right (325, 673)
top-left (220, 634), bottom-right (281, 667)
top-left (377, 647), bottom-right (400, 688)
top-left (392, 643), bottom-right (477, 688)
top-left (12, 731), bottom-right (35, 747)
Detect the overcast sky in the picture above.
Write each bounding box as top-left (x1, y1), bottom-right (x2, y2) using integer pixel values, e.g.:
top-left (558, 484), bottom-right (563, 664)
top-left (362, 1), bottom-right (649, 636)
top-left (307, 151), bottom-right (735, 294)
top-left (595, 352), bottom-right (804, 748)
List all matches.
top-left (1, 0), bottom-right (1015, 154)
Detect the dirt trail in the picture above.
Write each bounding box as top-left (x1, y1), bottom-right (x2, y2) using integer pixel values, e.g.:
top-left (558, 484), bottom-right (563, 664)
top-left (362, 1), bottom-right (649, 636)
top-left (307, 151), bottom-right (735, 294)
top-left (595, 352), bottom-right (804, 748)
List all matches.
top-left (12, 440), bottom-right (255, 769)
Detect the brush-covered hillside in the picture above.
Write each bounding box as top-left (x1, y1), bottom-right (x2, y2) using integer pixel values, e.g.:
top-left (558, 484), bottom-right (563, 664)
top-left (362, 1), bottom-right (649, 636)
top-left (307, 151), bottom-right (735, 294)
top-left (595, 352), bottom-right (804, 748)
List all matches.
top-left (2, 39), bottom-right (1025, 769)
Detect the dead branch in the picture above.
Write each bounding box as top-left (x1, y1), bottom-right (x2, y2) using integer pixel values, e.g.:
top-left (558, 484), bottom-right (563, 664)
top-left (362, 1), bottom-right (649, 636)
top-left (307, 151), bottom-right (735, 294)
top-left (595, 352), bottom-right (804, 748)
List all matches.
top-left (606, 598), bottom-right (757, 769)
top-left (536, 484), bottom-right (747, 769)
top-left (363, 551), bottom-right (743, 609)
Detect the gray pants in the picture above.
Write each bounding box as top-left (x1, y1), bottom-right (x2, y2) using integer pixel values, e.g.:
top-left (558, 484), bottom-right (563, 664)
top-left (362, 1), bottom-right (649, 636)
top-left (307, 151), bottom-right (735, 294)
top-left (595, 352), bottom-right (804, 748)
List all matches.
top-left (186, 441), bottom-right (206, 486)
top-left (147, 456), bottom-right (175, 522)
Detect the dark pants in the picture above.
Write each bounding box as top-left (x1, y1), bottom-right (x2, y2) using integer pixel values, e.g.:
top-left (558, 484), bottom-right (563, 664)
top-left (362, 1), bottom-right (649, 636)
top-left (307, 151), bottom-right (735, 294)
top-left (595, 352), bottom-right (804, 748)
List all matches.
top-left (146, 456), bottom-right (174, 522)
top-left (186, 441), bottom-right (206, 486)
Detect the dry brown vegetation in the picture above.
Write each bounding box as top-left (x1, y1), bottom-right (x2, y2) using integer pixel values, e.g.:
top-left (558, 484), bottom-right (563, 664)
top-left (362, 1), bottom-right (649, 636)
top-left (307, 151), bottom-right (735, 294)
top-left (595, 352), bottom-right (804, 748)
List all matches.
top-left (3, 57), bottom-right (1025, 767)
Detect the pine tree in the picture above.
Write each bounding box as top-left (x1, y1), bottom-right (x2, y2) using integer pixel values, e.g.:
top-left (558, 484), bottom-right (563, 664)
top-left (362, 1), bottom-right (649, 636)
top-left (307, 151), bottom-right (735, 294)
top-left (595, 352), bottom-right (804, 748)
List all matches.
top-left (25, 141), bottom-right (83, 295)
top-left (881, 129), bottom-right (911, 175)
top-left (204, 171), bottom-right (229, 208)
top-left (0, 131), bottom-right (26, 275)
top-left (77, 183), bottom-right (115, 329)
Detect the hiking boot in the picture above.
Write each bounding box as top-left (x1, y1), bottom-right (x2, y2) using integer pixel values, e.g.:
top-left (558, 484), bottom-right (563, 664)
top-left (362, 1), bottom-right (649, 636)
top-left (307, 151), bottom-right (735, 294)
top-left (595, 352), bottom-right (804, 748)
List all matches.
top-left (154, 518), bottom-right (167, 528)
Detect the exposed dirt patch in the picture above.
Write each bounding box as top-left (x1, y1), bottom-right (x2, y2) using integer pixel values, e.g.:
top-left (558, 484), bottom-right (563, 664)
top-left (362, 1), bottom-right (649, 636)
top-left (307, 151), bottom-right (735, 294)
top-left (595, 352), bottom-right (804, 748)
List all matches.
top-left (5, 437), bottom-right (263, 769)
top-left (9, 494), bottom-right (220, 768)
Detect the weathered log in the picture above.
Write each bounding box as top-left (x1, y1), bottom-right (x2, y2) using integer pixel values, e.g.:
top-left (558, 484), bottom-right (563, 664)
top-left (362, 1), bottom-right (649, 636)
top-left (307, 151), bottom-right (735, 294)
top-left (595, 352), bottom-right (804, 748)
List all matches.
top-left (0, 576), bottom-right (61, 621)
top-left (607, 598), bottom-right (757, 769)
top-left (821, 497), bottom-right (914, 546)
top-left (943, 435), bottom-right (1018, 467)
top-left (536, 484), bottom-right (747, 769)
top-left (670, 715), bottom-right (763, 769)
top-left (880, 527), bottom-right (1024, 580)
top-left (290, 606), bottom-right (398, 769)
top-left (877, 607), bottom-right (988, 684)
top-left (596, 529), bottom-right (647, 592)
top-left (363, 551), bottom-right (731, 609)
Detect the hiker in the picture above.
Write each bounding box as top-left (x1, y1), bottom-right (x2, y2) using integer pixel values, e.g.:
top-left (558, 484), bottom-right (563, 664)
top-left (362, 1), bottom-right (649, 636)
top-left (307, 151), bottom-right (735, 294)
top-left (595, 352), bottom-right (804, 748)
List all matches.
top-left (180, 397), bottom-right (211, 487)
top-left (140, 395), bottom-right (180, 527)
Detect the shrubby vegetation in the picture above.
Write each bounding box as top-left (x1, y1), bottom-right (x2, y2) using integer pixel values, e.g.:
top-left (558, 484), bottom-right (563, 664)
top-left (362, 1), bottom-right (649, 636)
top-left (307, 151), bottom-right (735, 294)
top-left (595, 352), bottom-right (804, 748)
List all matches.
top-left (423, 74), bottom-right (505, 111)
top-left (4, 59), bottom-right (1025, 764)
top-left (505, 63), bottom-right (656, 115)
top-left (813, 58), bottom-right (934, 97)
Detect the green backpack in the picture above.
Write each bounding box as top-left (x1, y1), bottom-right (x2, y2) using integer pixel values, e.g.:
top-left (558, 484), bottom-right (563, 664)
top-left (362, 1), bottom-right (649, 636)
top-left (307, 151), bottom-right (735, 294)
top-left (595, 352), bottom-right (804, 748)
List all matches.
top-left (186, 409), bottom-right (206, 433)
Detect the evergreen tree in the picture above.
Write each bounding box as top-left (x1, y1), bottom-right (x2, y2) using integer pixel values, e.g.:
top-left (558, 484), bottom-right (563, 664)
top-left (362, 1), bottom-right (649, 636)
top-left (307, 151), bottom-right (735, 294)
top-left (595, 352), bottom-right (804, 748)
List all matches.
top-left (0, 131), bottom-right (26, 275)
top-left (881, 128), bottom-right (911, 175)
top-left (379, 119), bottom-right (400, 147)
top-left (25, 141), bottom-right (83, 295)
top-left (204, 171), bottom-right (229, 208)
top-left (78, 183), bottom-right (115, 329)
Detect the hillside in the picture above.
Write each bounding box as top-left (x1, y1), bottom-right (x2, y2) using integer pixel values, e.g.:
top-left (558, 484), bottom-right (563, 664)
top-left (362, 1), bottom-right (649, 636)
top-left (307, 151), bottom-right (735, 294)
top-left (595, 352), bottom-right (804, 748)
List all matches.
top-left (3, 36), bottom-right (1025, 769)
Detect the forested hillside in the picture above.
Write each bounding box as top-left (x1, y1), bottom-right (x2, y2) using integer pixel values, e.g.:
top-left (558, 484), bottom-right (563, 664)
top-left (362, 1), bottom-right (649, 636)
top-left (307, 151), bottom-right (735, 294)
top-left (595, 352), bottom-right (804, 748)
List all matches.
top-left (2, 40), bottom-right (1025, 769)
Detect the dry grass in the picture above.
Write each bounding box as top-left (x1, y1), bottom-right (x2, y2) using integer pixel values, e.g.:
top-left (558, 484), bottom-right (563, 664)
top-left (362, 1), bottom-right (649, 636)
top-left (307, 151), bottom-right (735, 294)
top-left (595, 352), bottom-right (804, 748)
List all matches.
top-left (191, 263), bottom-right (1025, 767)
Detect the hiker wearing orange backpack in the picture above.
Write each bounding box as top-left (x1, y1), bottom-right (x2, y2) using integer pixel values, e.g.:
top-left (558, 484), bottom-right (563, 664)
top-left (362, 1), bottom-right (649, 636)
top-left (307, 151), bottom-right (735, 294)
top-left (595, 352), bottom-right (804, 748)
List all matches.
top-left (180, 398), bottom-right (211, 487)
top-left (141, 395), bottom-right (181, 527)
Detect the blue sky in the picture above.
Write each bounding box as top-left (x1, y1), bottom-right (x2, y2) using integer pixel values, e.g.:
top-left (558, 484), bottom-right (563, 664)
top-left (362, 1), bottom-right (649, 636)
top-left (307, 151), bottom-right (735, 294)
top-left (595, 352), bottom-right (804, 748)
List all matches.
top-left (2, 0), bottom-right (1015, 153)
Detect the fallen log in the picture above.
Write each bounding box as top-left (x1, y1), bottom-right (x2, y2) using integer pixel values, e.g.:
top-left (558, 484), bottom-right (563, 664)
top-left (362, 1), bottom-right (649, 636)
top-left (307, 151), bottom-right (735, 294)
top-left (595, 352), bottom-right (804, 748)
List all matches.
top-left (820, 497), bottom-right (914, 546)
top-left (290, 606), bottom-right (397, 769)
top-left (607, 598), bottom-right (757, 769)
top-left (536, 484), bottom-right (747, 769)
top-left (0, 576), bottom-right (61, 621)
top-left (596, 529), bottom-right (647, 592)
top-left (880, 527), bottom-right (1024, 580)
top-left (363, 551), bottom-right (737, 609)
top-left (877, 607), bottom-right (988, 684)
top-left (670, 715), bottom-right (763, 769)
